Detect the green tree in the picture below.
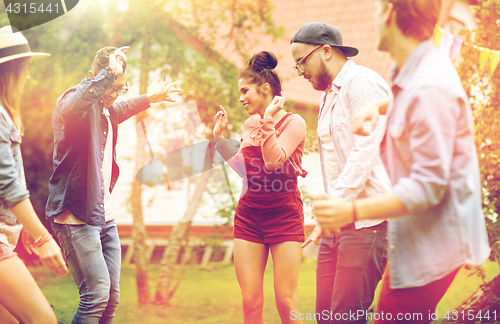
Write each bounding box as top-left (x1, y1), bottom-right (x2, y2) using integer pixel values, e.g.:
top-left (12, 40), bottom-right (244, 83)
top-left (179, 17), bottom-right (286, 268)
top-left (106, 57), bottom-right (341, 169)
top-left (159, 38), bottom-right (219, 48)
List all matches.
top-left (109, 0), bottom-right (284, 307)
top-left (457, 0), bottom-right (500, 261)
top-left (3, 0), bottom-right (284, 308)
top-left (444, 0), bottom-right (500, 320)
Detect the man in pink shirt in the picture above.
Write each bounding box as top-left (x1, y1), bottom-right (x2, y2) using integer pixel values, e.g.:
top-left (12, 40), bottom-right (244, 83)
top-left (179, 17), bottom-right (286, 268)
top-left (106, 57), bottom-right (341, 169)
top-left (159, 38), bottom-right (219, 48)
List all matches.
top-left (291, 23), bottom-right (391, 323)
top-left (313, 0), bottom-right (490, 323)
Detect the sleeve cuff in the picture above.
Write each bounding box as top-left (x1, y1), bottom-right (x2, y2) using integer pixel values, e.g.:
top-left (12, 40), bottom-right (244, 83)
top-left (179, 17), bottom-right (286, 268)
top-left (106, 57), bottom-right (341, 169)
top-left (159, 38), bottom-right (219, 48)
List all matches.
top-left (3, 185), bottom-right (29, 208)
top-left (393, 180), bottom-right (428, 214)
top-left (88, 69), bottom-right (115, 97)
top-left (95, 69), bottom-right (115, 83)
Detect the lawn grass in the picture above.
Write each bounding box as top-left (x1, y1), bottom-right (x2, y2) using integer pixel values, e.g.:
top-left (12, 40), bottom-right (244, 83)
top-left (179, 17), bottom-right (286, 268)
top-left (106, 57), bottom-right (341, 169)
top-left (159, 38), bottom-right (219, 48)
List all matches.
top-left (31, 259), bottom-right (499, 324)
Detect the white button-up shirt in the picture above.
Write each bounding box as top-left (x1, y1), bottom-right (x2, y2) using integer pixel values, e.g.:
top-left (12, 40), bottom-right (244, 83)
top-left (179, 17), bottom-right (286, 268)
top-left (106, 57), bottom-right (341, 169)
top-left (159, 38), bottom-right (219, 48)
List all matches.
top-left (318, 59), bottom-right (392, 229)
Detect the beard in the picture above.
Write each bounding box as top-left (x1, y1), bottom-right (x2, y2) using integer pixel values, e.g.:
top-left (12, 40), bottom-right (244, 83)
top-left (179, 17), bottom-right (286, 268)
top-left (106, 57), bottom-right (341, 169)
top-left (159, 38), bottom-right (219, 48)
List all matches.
top-left (312, 60), bottom-right (331, 91)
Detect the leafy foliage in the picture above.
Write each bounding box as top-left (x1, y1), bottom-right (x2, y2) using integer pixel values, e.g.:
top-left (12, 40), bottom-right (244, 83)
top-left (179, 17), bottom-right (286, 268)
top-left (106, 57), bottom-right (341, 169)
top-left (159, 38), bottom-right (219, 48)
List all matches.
top-left (4, 0), bottom-right (283, 305)
top-left (2, 0), bottom-right (281, 217)
top-left (5, 1), bottom-right (119, 218)
top-left (456, 0), bottom-right (500, 259)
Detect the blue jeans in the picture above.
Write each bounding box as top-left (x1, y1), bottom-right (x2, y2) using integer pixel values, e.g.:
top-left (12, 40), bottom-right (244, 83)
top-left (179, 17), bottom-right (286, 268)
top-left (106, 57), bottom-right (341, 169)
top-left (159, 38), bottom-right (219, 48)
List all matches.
top-left (316, 222), bottom-right (388, 324)
top-left (52, 220), bottom-right (121, 324)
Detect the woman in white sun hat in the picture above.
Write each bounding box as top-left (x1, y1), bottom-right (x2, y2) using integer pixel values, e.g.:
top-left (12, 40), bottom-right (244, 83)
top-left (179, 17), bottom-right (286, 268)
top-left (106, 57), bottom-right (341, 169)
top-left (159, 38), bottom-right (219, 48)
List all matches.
top-left (0, 25), bottom-right (68, 324)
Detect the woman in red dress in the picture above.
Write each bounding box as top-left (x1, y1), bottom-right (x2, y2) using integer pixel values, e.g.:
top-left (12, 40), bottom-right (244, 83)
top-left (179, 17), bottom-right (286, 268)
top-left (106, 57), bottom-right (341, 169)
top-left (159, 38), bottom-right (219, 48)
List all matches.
top-left (213, 51), bottom-right (307, 324)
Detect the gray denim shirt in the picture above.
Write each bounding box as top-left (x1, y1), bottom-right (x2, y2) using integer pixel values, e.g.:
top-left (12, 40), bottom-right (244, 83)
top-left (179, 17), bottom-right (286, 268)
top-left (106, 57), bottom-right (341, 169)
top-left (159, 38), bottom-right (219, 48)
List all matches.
top-left (0, 100), bottom-right (29, 247)
top-left (383, 40), bottom-right (490, 288)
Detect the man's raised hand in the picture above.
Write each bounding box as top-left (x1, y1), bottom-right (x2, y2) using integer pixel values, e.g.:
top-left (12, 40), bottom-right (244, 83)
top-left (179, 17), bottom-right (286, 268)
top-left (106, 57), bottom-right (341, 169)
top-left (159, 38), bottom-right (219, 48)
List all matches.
top-left (109, 46), bottom-right (130, 76)
top-left (147, 79), bottom-right (182, 104)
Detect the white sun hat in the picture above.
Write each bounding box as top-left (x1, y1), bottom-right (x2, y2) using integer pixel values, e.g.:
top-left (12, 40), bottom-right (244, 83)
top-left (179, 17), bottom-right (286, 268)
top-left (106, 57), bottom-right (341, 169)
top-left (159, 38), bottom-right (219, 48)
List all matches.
top-left (0, 25), bottom-right (49, 64)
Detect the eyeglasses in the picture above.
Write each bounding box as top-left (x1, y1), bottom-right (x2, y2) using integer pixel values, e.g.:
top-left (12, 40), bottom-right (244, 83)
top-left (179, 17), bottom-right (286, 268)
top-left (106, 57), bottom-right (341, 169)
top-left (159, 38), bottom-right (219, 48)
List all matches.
top-left (105, 82), bottom-right (129, 96)
top-left (293, 45), bottom-right (323, 74)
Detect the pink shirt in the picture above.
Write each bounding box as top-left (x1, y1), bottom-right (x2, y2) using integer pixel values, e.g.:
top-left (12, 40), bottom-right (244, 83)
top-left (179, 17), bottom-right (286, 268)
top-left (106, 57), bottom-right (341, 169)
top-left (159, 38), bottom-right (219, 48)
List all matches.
top-left (318, 59), bottom-right (392, 229)
top-left (216, 113), bottom-right (307, 207)
top-left (383, 40), bottom-right (490, 288)
top-left (244, 114), bottom-right (306, 178)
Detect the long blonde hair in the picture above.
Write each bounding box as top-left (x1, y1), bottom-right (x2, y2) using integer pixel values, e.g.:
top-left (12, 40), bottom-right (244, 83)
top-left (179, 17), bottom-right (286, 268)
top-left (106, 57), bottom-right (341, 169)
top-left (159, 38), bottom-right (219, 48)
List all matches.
top-left (0, 57), bottom-right (31, 136)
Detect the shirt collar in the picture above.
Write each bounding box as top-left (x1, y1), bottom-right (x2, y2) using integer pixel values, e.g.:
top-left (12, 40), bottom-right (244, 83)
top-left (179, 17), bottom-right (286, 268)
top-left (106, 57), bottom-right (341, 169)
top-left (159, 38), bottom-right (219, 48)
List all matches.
top-left (327, 59), bottom-right (356, 93)
top-left (391, 39), bottom-right (433, 91)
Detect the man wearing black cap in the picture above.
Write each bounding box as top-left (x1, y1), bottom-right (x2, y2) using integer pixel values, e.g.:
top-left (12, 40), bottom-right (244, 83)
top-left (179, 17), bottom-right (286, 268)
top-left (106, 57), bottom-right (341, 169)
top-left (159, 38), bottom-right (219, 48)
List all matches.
top-left (312, 0), bottom-right (491, 323)
top-left (291, 22), bottom-right (391, 323)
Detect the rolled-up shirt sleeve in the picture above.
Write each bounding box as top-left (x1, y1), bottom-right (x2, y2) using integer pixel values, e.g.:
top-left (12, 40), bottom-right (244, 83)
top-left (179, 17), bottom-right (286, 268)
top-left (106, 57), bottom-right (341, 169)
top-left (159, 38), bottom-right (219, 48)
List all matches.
top-left (59, 69), bottom-right (114, 124)
top-left (0, 115), bottom-right (29, 207)
top-left (392, 86), bottom-right (458, 214)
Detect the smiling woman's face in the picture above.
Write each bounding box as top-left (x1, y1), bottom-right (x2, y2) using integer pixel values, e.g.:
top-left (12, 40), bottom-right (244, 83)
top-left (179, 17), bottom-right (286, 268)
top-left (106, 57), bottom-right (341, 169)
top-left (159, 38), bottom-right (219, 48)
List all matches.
top-left (238, 77), bottom-right (267, 116)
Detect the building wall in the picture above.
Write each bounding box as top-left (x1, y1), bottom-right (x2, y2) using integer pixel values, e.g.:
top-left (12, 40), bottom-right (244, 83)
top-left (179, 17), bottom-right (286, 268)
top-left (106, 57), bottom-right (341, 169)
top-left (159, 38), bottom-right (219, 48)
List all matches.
top-left (211, 0), bottom-right (394, 106)
top-left (110, 0), bottom-right (475, 227)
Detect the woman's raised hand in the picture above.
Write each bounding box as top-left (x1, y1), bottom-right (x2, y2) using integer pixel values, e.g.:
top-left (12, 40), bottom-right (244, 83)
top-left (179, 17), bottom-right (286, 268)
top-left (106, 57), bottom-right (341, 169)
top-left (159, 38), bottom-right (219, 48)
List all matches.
top-left (213, 105), bottom-right (228, 138)
top-left (264, 92), bottom-right (286, 119)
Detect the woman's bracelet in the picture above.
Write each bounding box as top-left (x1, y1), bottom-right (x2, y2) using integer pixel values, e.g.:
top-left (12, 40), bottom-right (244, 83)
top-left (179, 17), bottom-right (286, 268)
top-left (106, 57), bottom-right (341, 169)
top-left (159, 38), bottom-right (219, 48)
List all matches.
top-left (31, 232), bottom-right (53, 248)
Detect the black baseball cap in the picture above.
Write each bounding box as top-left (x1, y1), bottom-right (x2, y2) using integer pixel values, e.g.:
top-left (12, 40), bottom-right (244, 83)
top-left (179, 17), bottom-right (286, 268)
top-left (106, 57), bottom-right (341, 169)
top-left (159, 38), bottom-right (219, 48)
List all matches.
top-left (291, 22), bottom-right (359, 57)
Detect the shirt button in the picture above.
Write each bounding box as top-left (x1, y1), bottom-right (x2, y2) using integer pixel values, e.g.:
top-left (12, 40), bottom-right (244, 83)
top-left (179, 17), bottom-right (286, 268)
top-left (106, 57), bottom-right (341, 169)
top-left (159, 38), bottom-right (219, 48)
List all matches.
top-left (104, 131), bottom-right (106, 135)
top-left (102, 150), bottom-right (104, 154)
top-left (101, 204), bottom-right (104, 207)
top-left (373, 230), bottom-right (377, 233)
top-left (101, 187), bottom-right (104, 190)
top-left (89, 89), bottom-right (93, 93)
top-left (389, 244), bottom-right (396, 250)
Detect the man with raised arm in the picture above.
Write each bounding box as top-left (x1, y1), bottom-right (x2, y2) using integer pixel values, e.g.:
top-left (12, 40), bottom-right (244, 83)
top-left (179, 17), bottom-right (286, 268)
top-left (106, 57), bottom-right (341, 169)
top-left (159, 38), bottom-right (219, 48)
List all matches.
top-left (46, 46), bottom-right (179, 324)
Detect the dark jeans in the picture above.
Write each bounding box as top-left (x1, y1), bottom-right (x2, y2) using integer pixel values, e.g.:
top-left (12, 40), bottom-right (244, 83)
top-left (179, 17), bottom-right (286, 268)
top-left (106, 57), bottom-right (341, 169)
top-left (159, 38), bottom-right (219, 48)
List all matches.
top-left (52, 220), bottom-right (121, 324)
top-left (316, 222), bottom-right (388, 324)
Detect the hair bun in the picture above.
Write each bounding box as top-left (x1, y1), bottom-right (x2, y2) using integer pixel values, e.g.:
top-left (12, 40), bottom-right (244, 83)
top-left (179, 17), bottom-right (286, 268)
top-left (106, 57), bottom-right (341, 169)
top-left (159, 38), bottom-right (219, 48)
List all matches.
top-left (249, 51), bottom-right (278, 71)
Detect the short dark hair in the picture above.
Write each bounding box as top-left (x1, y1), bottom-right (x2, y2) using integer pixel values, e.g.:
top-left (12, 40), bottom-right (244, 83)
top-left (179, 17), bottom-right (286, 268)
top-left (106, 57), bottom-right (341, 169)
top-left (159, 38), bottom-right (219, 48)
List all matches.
top-left (90, 46), bottom-right (127, 75)
top-left (388, 0), bottom-right (441, 41)
top-left (239, 51), bottom-right (282, 97)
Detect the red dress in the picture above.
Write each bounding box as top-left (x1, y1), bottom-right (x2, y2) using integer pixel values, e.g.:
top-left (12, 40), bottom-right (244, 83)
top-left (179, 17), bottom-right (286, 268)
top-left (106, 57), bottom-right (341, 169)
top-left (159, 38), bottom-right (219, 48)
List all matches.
top-left (217, 112), bottom-right (307, 244)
